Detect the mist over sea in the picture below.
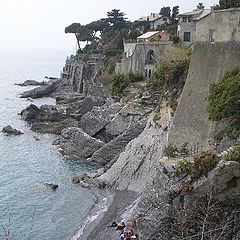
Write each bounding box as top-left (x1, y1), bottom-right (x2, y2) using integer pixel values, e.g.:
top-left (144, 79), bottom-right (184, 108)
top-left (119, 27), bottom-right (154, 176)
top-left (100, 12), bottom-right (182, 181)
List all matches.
top-left (0, 49), bottom-right (109, 240)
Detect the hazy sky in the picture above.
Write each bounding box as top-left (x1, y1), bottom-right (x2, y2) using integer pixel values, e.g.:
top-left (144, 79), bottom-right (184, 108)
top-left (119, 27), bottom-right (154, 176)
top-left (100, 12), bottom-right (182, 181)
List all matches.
top-left (0, 0), bottom-right (217, 52)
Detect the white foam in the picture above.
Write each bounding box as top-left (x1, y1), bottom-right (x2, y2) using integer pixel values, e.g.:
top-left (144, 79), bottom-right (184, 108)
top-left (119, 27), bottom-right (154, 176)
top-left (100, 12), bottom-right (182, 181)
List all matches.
top-left (70, 196), bottom-right (110, 240)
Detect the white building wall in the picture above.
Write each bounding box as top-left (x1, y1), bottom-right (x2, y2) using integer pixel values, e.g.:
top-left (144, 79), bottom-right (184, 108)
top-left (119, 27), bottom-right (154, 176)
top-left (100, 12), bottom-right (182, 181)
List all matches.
top-left (195, 8), bottom-right (240, 42)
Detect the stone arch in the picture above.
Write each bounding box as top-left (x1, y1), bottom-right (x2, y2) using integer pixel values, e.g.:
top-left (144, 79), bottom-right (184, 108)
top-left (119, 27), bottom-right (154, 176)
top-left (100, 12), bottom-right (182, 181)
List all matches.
top-left (145, 50), bottom-right (156, 65)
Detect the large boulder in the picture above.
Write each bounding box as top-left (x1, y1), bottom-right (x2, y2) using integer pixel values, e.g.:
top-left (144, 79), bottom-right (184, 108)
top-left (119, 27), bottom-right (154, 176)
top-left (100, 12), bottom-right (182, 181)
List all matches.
top-left (2, 125), bottom-right (23, 135)
top-left (90, 121), bottom-right (146, 166)
top-left (59, 127), bottom-right (105, 159)
top-left (20, 80), bottom-right (59, 99)
top-left (21, 104), bottom-right (67, 123)
top-left (79, 96), bottom-right (105, 116)
top-left (20, 104), bottom-right (40, 122)
top-left (79, 101), bottom-right (121, 136)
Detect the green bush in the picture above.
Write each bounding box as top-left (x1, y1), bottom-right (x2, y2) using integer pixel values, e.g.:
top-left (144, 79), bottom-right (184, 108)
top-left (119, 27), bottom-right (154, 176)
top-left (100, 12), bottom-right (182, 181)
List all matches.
top-left (192, 151), bottom-right (220, 177)
top-left (163, 143), bottom-right (178, 158)
top-left (177, 160), bottom-right (193, 174)
top-left (214, 119), bottom-right (240, 141)
top-left (224, 145), bottom-right (240, 162)
top-left (208, 68), bottom-right (240, 121)
top-left (112, 72), bottom-right (143, 96)
top-left (112, 73), bottom-right (129, 96)
top-left (152, 47), bottom-right (191, 88)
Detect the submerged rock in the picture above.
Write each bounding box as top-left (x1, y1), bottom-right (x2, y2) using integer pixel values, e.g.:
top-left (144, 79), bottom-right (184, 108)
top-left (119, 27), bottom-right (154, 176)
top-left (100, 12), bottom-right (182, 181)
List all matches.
top-left (59, 127), bottom-right (105, 159)
top-left (2, 125), bottom-right (23, 135)
top-left (44, 182), bottom-right (58, 190)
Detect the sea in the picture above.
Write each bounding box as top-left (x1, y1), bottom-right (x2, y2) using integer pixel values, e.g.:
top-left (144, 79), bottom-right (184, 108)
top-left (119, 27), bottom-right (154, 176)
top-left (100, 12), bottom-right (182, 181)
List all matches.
top-left (0, 48), bottom-right (111, 240)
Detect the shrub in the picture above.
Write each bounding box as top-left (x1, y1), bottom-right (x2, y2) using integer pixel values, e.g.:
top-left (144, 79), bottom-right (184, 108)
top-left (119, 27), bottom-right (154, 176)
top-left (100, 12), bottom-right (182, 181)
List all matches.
top-left (163, 143), bottom-right (178, 158)
top-left (214, 119), bottom-right (240, 141)
top-left (112, 73), bottom-right (129, 96)
top-left (112, 72), bottom-right (143, 96)
top-left (224, 145), bottom-right (240, 162)
top-left (192, 151), bottom-right (220, 177)
top-left (152, 47), bottom-right (191, 88)
top-left (207, 68), bottom-right (240, 121)
top-left (177, 159), bottom-right (193, 174)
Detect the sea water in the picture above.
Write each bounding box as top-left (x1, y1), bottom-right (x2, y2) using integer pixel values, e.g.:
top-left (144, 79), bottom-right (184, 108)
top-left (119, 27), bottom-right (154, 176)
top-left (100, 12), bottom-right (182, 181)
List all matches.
top-left (0, 49), bottom-right (109, 240)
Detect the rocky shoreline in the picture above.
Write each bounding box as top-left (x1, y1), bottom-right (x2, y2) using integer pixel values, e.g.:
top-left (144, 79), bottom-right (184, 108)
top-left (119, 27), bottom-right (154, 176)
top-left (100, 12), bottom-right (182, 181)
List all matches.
top-left (16, 46), bottom-right (240, 239)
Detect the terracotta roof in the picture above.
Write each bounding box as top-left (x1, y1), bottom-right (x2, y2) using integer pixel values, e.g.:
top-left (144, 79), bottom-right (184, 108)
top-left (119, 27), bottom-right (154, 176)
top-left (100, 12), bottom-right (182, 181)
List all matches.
top-left (137, 31), bottom-right (162, 39)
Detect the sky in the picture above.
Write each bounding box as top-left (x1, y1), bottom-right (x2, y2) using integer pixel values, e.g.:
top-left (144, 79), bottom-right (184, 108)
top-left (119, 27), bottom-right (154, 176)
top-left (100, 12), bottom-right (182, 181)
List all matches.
top-left (0, 0), bottom-right (218, 52)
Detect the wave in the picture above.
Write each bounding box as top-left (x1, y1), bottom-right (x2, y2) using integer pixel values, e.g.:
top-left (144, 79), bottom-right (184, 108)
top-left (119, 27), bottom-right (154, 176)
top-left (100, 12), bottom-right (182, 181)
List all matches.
top-left (70, 193), bottom-right (112, 240)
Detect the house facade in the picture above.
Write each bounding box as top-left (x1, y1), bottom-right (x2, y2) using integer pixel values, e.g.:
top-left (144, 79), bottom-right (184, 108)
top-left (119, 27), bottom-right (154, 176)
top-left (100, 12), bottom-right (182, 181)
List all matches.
top-left (136, 13), bottom-right (170, 30)
top-left (137, 31), bottom-right (170, 43)
top-left (177, 9), bottom-right (210, 43)
top-left (195, 7), bottom-right (240, 42)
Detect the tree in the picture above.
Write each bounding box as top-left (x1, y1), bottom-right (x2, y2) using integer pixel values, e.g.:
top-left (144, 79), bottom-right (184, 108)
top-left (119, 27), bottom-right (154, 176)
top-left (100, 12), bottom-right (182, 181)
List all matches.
top-left (197, 2), bottom-right (205, 9)
top-left (160, 7), bottom-right (171, 18)
top-left (65, 23), bottom-right (82, 49)
top-left (219, 0), bottom-right (240, 9)
top-left (171, 6), bottom-right (179, 22)
top-left (207, 69), bottom-right (240, 121)
top-left (104, 9), bottom-right (128, 30)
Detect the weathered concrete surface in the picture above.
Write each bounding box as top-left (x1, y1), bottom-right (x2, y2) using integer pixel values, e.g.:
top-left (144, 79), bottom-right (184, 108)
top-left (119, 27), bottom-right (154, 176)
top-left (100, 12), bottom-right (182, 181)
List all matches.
top-left (90, 121), bottom-right (146, 165)
top-left (169, 42), bottom-right (240, 149)
top-left (196, 8), bottom-right (240, 42)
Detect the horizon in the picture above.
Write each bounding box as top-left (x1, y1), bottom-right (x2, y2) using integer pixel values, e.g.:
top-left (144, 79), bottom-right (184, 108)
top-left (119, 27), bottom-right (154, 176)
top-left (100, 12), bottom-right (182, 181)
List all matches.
top-left (0, 0), bottom-right (218, 53)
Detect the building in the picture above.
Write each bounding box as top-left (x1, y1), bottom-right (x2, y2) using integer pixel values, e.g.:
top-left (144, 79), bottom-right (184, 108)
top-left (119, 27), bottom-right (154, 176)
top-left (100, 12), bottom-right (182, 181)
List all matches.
top-left (136, 13), bottom-right (170, 30)
top-left (177, 9), bottom-right (210, 43)
top-left (137, 31), bottom-right (170, 43)
top-left (195, 7), bottom-right (240, 42)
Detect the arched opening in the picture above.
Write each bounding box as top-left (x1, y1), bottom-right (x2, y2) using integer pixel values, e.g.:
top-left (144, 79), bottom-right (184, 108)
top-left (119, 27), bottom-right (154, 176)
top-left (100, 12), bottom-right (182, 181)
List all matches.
top-left (145, 50), bottom-right (156, 65)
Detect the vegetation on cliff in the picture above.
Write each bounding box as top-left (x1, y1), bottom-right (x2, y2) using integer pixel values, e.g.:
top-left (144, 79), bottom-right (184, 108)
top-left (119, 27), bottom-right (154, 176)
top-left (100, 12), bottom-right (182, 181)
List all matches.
top-left (207, 68), bottom-right (240, 141)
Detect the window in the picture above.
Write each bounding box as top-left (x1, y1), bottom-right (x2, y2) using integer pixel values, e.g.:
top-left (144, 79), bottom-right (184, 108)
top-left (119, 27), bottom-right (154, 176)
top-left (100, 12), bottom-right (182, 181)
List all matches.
top-left (163, 17), bottom-right (167, 21)
top-left (209, 29), bottom-right (216, 43)
top-left (188, 17), bottom-right (192, 22)
top-left (148, 69), bottom-right (152, 78)
top-left (183, 17), bottom-right (187, 22)
top-left (145, 50), bottom-right (156, 65)
top-left (183, 32), bottom-right (191, 42)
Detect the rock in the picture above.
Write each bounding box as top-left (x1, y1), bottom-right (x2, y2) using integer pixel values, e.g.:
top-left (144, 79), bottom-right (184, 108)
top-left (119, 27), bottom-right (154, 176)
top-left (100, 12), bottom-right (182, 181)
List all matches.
top-left (21, 104), bottom-right (68, 123)
top-left (79, 101), bottom-right (121, 136)
top-left (44, 182), bottom-right (58, 190)
top-left (15, 80), bottom-right (47, 86)
top-left (20, 104), bottom-right (40, 122)
top-left (52, 137), bottom-right (61, 145)
top-left (79, 97), bottom-right (105, 116)
top-left (59, 127), bottom-right (105, 159)
top-left (2, 125), bottom-right (23, 135)
top-left (31, 118), bottom-right (78, 134)
top-left (20, 80), bottom-right (59, 99)
top-left (90, 122), bottom-right (146, 165)
top-left (192, 160), bottom-right (240, 198)
top-left (55, 93), bottom-right (85, 105)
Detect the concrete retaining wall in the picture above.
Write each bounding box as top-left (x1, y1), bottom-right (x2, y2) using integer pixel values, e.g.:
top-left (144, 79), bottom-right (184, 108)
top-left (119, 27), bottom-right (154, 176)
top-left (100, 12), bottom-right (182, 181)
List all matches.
top-left (169, 42), bottom-right (240, 149)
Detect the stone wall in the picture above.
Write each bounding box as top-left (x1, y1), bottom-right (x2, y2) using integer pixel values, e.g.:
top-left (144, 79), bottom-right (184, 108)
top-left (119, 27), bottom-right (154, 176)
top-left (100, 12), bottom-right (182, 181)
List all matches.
top-left (195, 8), bottom-right (240, 42)
top-left (115, 42), bottom-right (173, 75)
top-left (169, 42), bottom-right (240, 149)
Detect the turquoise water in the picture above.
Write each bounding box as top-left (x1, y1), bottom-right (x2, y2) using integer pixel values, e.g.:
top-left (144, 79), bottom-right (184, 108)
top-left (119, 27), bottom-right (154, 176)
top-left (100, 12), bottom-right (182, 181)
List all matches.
top-left (0, 49), bottom-right (109, 240)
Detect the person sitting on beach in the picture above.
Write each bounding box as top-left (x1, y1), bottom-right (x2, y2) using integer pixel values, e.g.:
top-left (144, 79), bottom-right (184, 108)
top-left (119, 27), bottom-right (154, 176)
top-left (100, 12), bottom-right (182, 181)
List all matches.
top-left (116, 221), bottom-right (126, 231)
top-left (131, 234), bottom-right (139, 240)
